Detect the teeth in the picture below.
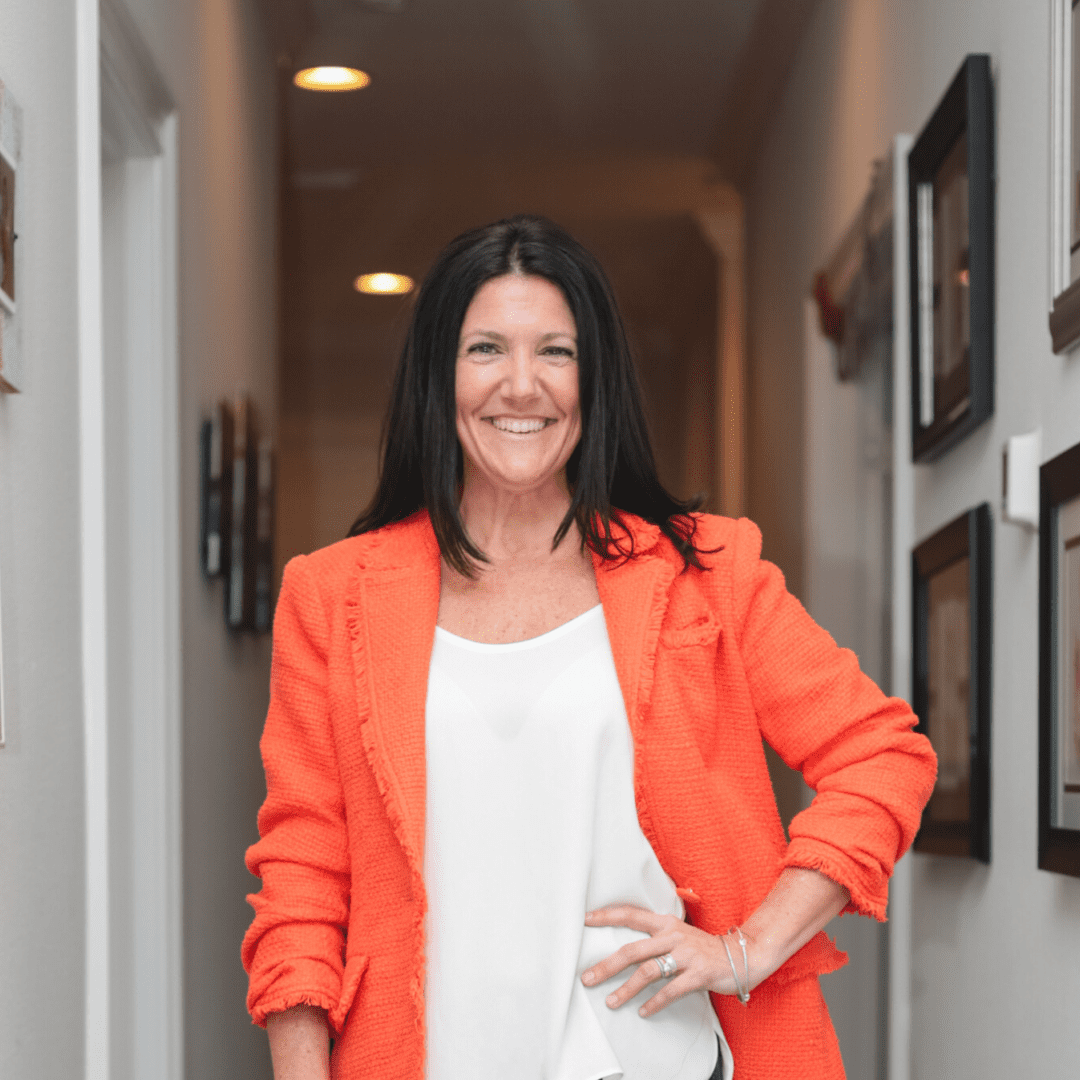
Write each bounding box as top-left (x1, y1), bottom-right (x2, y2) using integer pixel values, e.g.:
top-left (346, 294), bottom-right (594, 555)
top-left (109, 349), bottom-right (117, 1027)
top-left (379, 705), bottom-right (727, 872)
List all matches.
top-left (490, 417), bottom-right (550, 433)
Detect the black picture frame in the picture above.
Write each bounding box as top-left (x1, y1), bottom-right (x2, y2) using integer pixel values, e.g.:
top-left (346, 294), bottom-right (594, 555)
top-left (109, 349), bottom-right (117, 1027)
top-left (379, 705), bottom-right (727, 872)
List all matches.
top-left (911, 504), bottom-right (992, 862)
top-left (908, 54), bottom-right (994, 462)
top-left (1038, 440), bottom-right (1080, 878)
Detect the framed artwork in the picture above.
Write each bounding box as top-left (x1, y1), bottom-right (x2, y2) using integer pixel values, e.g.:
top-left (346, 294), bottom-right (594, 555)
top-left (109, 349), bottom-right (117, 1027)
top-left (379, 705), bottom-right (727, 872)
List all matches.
top-left (199, 400), bottom-right (235, 578)
top-left (1049, 0), bottom-right (1080, 351)
top-left (226, 394), bottom-right (257, 631)
top-left (912, 504), bottom-right (992, 862)
top-left (908, 55), bottom-right (994, 462)
top-left (0, 78), bottom-right (22, 392)
top-left (253, 435), bottom-right (275, 634)
top-left (0, 146), bottom-right (14, 313)
top-left (1038, 440), bottom-right (1080, 877)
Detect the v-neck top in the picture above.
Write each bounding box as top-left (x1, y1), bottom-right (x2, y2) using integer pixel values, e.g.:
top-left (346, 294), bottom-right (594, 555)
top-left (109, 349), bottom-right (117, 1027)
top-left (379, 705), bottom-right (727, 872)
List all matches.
top-left (423, 604), bottom-right (731, 1080)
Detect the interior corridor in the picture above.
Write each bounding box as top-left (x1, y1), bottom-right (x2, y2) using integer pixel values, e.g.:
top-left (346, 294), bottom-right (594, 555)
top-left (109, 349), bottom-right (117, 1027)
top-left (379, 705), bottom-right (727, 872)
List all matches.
top-left (1, 1), bottom-right (1079, 1079)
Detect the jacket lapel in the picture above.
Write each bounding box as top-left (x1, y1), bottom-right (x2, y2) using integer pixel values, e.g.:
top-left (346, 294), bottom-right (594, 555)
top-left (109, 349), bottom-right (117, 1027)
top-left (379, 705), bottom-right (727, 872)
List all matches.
top-left (592, 518), bottom-right (677, 739)
top-left (346, 514), bottom-right (441, 882)
top-left (345, 511), bottom-right (678, 878)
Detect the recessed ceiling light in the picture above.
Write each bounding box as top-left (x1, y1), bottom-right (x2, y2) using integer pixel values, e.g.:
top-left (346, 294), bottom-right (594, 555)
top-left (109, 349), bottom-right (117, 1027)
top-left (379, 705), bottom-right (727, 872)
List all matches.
top-left (355, 273), bottom-right (415, 295)
top-left (293, 66), bottom-right (371, 92)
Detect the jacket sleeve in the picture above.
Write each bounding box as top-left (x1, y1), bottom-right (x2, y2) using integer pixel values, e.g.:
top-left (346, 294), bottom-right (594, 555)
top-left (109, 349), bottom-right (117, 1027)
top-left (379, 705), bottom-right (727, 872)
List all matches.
top-left (731, 518), bottom-right (937, 920)
top-left (242, 556), bottom-right (351, 1028)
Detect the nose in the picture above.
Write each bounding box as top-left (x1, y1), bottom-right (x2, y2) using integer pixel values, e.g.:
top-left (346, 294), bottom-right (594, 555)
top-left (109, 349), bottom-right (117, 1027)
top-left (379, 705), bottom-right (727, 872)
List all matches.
top-left (505, 347), bottom-right (542, 401)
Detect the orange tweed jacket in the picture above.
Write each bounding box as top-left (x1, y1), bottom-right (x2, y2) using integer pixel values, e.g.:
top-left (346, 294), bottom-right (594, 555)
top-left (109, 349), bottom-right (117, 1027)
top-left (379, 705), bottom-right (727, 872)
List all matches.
top-left (243, 511), bottom-right (936, 1080)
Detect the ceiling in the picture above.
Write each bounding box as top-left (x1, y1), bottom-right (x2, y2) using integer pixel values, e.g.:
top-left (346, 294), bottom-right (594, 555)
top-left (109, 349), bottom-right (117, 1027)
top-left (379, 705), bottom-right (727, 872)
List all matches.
top-left (268, 0), bottom-right (769, 174)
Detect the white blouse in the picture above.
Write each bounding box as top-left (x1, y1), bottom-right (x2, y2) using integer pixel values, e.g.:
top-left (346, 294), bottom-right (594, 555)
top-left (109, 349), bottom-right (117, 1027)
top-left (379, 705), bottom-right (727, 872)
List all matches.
top-left (423, 604), bottom-right (732, 1080)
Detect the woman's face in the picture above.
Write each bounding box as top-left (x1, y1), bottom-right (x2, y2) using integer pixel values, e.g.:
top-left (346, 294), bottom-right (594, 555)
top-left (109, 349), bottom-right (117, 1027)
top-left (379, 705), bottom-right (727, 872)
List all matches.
top-left (455, 273), bottom-right (581, 497)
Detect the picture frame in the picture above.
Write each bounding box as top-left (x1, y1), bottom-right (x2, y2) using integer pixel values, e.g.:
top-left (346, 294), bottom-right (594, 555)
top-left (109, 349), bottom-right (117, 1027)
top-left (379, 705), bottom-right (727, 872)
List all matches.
top-left (908, 55), bottom-right (994, 462)
top-left (1049, 0), bottom-right (1080, 352)
top-left (1038, 439), bottom-right (1080, 877)
top-left (911, 503), bottom-right (992, 862)
top-left (0, 77), bottom-right (23, 393)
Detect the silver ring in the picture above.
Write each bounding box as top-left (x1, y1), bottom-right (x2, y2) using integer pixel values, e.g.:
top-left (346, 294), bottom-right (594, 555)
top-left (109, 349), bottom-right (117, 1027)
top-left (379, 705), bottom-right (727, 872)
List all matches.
top-left (654, 952), bottom-right (677, 978)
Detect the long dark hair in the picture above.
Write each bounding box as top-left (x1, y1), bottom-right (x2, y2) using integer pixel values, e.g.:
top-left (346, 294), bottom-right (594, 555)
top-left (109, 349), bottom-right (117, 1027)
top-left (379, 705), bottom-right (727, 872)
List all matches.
top-left (349, 214), bottom-right (707, 574)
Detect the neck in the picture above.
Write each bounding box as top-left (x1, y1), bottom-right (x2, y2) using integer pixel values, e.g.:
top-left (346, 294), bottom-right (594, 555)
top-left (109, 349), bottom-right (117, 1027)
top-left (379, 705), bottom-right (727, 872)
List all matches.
top-left (458, 470), bottom-right (574, 563)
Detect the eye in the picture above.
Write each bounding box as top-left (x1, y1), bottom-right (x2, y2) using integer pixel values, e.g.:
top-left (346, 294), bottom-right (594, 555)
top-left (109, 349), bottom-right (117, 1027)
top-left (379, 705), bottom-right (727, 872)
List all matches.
top-left (541, 345), bottom-right (576, 360)
top-left (465, 341), bottom-right (500, 355)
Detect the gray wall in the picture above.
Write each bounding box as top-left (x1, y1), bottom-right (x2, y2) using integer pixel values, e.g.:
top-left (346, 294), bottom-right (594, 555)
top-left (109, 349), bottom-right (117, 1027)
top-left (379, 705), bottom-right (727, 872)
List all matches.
top-left (123, 0), bottom-right (280, 1075)
top-left (749, 1), bottom-right (1080, 1077)
top-left (0, 4), bottom-right (87, 1077)
top-left (0, 0), bottom-right (279, 1076)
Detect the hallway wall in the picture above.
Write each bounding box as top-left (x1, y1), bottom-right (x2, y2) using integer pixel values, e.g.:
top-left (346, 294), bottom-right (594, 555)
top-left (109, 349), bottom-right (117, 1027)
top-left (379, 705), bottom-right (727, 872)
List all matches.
top-left (0, 0), bottom-right (279, 1076)
top-left (124, 0), bottom-right (280, 1075)
top-left (749, 1), bottom-right (1080, 1078)
top-left (0, 6), bottom-right (88, 1078)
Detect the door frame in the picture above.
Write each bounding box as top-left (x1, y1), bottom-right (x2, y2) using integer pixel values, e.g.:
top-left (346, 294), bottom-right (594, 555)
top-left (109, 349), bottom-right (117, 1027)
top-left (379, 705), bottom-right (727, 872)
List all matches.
top-left (79, 1), bottom-right (181, 1077)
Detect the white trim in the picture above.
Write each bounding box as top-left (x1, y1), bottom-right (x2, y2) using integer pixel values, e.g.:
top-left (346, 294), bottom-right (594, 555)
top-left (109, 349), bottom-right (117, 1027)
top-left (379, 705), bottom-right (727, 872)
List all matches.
top-left (888, 132), bottom-right (916, 1080)
top-left (77, 2), bottom-right (109, 1079)
top-left (83, 1), bottom-right (182, 1076)
top-left (1051, 0), bottom-right (1073, 302)
top-left (157, 110), bottom-right (184, 1080)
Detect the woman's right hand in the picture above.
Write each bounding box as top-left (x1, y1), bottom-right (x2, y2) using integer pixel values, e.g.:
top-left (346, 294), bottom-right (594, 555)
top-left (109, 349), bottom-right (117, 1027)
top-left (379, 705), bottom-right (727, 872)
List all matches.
top-left (266, 1004), bottom-right (331, 1080)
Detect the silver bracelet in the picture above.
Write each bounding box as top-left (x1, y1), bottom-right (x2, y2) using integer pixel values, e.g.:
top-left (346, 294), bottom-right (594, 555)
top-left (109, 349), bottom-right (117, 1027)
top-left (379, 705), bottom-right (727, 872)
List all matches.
top-left (722, 927), bottom-right (751, 1006)
top-left (719, 929), bottom-right (749, 1005)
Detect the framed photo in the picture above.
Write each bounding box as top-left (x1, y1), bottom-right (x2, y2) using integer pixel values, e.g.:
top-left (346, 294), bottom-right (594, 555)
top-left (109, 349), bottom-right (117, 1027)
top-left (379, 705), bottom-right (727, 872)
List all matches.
top-left (912, 504), bottom-right (992, 862)
top-left (1038, 440), bottom-right (1080, 877)
top-left (908, 55), bottom-right (994, 462)
top-left (0, 145), bottom-right (14, 315)
top-left (1049, 0), bottom-right (1080, 351)
top-left (0, 78), bottom-right (23, 392)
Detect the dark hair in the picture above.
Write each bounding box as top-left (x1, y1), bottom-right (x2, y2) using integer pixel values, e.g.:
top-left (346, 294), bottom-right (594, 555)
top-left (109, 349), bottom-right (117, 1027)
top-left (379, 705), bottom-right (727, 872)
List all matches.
top-left (349, 214), bottom-right (708, 574)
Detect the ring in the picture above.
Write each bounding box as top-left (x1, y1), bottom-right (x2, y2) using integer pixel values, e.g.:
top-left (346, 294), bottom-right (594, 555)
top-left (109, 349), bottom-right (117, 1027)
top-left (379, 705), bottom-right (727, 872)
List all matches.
top-left (654, 952), bottom-right (677, 978)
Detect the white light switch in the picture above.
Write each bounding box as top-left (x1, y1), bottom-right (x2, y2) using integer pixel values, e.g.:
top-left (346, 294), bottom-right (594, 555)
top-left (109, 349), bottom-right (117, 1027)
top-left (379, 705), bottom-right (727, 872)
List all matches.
top-left (1002, 429), bottom-right (1041, 528)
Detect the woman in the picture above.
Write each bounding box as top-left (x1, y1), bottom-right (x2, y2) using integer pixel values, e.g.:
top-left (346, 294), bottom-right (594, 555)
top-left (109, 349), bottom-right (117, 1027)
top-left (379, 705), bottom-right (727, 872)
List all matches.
top-left (243, 215), bottom-right (936, 1080)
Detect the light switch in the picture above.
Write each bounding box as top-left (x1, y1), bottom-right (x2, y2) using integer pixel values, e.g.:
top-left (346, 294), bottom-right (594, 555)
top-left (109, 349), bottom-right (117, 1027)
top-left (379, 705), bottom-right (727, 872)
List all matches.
top-left (1002, 429), bottom-right (1041, 529)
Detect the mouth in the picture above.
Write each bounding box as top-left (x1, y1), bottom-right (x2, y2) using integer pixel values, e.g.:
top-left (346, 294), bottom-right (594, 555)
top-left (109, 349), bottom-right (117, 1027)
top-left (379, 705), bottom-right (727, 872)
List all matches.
top-left (485, 417), bottom-right (556, 434)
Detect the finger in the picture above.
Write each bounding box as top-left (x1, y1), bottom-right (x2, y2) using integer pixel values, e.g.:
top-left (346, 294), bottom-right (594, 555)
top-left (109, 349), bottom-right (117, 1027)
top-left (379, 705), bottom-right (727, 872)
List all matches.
top-left (601, 956), bottom-right (672, 1010)
top-left (581, 934), bottom-right (678, 988)
top-left (584, 905), bottom-right (663, 933)
top-left (637, 972), bottom-right (703, 1018)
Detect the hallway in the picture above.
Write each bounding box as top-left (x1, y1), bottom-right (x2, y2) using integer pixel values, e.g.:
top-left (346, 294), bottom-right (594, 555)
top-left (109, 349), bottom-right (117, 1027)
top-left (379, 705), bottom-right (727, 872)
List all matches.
top-left (1, 1), bottom-right (1079, 1078)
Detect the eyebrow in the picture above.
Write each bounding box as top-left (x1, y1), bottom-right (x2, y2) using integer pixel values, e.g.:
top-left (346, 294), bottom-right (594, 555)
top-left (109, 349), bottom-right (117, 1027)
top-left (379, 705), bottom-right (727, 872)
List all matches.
top-left (463, 329), bottom-right (577, 343)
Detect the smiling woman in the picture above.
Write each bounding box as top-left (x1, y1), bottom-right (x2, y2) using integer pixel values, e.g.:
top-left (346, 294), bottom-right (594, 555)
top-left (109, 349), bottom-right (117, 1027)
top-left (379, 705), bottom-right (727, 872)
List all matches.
top-left (242, 215), bottom-right (936, 1080)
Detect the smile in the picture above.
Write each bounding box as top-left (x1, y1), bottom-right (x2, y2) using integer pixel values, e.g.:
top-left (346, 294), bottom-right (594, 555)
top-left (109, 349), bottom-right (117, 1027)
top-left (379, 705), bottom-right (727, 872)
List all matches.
top-left (487, 417), bottom-right (555, 434)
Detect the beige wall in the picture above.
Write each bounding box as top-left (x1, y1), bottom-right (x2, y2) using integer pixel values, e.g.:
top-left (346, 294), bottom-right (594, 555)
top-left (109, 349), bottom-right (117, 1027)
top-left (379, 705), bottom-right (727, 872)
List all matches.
top-left (749, 1), bottom-right (1080, 1077)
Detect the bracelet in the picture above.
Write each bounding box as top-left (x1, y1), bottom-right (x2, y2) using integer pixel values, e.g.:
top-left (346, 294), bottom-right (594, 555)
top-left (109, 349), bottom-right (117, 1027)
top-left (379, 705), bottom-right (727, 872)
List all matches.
top-left (720, 927), bottom-right (751, 1006)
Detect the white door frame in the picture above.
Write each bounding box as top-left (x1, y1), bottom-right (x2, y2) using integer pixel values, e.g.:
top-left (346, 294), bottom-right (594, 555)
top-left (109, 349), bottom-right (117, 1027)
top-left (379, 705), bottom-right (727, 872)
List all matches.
top-left (79, 1), bottom-right (181, 1077)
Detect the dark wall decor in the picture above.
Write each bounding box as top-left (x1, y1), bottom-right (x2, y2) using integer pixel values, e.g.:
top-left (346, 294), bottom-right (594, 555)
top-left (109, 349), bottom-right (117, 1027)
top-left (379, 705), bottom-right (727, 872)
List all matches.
top-left (912, 503), bottom-right (992, 861)
top-left (908, 55), bottom-right (994, 462)
top-left (1038, 439), bottom-right (1080, 877)
top-left (1048, 0), bottom-right (1080, 352)
top-left (198, 394), bottom-right (274, 634)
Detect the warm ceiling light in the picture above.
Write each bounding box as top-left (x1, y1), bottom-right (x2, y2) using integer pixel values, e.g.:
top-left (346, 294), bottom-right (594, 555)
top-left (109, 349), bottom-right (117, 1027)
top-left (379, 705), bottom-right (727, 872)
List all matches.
top-left (293, 66), bottom-right (371, 92)
top-left (355, 273), bottom-right (414, 295)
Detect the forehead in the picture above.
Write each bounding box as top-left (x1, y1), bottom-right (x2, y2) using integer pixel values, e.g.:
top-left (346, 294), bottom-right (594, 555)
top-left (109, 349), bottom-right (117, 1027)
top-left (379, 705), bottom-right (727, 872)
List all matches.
top-left (461, 274), bottom-right (576, 333)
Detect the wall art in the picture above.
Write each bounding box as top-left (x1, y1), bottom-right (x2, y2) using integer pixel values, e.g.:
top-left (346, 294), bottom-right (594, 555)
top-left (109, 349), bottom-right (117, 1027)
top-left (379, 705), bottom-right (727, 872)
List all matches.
top-left (199, 395), bottom-right (274, 634)
top-left (0, 77), bottom-right (23, 392)
top-left (908, 55), bottom-right (994, 462)
top-left (912, 503), bottom-right (992, 861)
top-left (1039, 439), bottom-right (1080, 877)
top-left (1049, 0), bottom-right (1080, 351)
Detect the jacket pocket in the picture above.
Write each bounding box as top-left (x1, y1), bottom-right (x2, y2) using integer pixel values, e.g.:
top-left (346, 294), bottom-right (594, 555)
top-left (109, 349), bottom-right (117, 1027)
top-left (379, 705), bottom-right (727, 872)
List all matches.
top-left (660, 613), bottom-right (719, 650)
top-left (329, 954), bottom-right (369, 1034)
